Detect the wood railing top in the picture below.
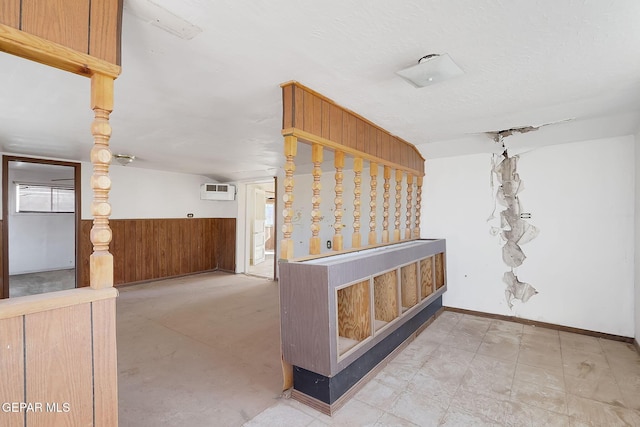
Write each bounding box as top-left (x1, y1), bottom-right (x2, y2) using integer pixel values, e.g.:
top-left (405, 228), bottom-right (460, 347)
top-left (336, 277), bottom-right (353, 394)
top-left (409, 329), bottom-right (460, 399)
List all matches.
top-left (0, 24), bottom-right (121, 78)
top-left (0, 0), bottom-right (122, 65)
top-left (0, 287), bottom-right (118, 320)
top-left (281, 81), bottom-right (424, 175)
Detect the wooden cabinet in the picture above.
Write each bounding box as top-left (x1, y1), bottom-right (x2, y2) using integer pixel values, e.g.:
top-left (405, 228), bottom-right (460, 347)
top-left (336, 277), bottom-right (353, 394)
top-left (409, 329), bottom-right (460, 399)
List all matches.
top-left (279, 239), bottom-right (446, 414)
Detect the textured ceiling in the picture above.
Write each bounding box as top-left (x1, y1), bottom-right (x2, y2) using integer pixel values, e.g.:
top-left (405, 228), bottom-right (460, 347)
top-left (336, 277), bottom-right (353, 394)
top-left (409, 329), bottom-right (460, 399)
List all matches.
top-left (1, 0), bottom-right (639, 181)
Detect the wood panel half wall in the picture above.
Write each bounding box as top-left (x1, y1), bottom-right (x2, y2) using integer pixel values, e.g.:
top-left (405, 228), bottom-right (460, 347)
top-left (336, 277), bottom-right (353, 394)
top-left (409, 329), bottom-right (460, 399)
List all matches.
top-left (79, 218), bottom-right (236, 287)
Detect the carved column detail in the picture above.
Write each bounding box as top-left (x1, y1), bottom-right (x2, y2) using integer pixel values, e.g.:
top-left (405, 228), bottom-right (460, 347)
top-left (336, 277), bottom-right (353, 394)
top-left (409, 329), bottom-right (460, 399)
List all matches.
top-left (89, 73), bottom-right (115, 289)
top-left (309, 144), bottom-right (323, 255)
top-left (280, 135), bottom-right (297, 260)
top-left (352, 157), bottom-right (363, 248)
top-left (414, 175), bottom-right (423, 238)
top-left (368, 162), bottom-right (378, 245)
top-left (394, 169), bottom-right (403, 242)
top-left (405, 174), bottom-right (413, 240)
top-left (382, 166), bottom-right (391, 243)
top-left (333, 151), bottom-right (345, 251)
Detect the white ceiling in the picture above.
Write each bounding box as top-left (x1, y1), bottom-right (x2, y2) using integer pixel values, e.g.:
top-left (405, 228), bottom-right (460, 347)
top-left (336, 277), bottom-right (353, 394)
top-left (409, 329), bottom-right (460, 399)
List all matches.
top-left (1, 0), bottom-right (640, 182)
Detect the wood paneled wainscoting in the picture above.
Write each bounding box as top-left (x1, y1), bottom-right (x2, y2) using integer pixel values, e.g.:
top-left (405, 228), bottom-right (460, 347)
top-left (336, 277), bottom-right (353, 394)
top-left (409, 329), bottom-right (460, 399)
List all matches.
top-left (79, 218), bottom-right (236, 287)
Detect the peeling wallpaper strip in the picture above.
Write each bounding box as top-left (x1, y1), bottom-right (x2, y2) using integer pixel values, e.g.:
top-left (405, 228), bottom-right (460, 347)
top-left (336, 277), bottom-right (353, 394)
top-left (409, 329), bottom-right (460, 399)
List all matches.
top-left (489, 143), bottom-right (539, 308)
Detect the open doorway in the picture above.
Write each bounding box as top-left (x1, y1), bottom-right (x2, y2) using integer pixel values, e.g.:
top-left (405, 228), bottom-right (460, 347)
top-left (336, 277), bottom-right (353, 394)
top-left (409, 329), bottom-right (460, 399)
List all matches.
top-left (1, 156), bottom-right (81, 298)
top-left (246, 179), bottom-right (276, 279)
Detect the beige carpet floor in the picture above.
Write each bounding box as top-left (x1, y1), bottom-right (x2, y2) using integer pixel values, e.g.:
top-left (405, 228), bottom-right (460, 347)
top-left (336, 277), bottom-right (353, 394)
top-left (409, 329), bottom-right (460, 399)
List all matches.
top-left (117, 272), bottom-right (283, 427)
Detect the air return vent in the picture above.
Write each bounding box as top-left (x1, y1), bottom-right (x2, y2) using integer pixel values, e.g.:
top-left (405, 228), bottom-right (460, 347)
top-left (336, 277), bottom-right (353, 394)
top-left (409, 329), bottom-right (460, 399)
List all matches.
top-left (200, 183), bottom-right (235, 201)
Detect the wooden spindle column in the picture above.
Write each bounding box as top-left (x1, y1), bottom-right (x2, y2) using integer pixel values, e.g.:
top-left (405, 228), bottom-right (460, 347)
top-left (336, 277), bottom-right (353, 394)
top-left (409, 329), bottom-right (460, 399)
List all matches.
top-left (413, 175), bottom-right (423, 238)
top-left (309, 144), bottom-right (323, 255)
top-left (89, 73), bottom-right (115, 289)
top-left (352, 157), bottom-right (363, 248)
top-left (281, 135), bottom-right (297, 260)
top-left (394, 169), bottom-right (402, 242)
top-left (405, 174), bottom-right (413, 240)
top-left (333, 151), bottom-right (345, 251)
top-left (382, 166), bottom-right (391, 243)
top-left (368, 162), bottom-right (378, 245)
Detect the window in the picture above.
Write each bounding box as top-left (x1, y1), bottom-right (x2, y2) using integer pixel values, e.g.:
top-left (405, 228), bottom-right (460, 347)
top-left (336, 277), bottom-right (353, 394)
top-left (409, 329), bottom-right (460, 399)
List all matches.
top-left (16, 183), bottom-right (74, 213)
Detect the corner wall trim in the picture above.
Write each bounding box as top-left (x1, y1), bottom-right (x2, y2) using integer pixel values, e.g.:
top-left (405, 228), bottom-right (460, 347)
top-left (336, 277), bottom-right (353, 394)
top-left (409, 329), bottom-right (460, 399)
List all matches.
top-left (443, 306), bottom-right (635, 344)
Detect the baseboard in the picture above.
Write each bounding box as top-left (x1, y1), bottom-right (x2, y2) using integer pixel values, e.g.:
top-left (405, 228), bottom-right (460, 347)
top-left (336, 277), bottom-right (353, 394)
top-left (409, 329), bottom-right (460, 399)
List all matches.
top-left (113, 269), bottom-right (223, 288)
top-left (443, 306), bottom-right (635, 344)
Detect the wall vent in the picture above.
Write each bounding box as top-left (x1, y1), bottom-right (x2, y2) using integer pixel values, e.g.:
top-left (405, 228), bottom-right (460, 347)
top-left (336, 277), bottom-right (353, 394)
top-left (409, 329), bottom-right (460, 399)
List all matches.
top-left (200, 183), bottom-right (235, 201)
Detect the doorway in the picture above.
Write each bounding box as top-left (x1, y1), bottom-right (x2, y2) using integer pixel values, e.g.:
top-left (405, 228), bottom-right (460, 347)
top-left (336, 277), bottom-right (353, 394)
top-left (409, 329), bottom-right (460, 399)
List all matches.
top-left (1, 156), bottom-right (81, 298)
top-left (246, 179), bottom-right (276, 279)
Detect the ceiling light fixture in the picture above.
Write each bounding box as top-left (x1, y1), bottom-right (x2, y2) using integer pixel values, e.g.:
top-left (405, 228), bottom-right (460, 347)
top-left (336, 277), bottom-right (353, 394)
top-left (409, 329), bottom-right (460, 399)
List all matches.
top-left (113, 154), bottom-right (136, 166)
top-left (396, 53), bottom-right (464, 88)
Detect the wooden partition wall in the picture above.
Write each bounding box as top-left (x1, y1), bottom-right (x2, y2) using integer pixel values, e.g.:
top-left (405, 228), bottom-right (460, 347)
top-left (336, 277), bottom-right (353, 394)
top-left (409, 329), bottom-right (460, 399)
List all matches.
top-left (0, 2), bottom-right (122, 425)
top-left (280, 81), bottom-right (425, 260)
top-left (279, 82), bottom-right (426, 391)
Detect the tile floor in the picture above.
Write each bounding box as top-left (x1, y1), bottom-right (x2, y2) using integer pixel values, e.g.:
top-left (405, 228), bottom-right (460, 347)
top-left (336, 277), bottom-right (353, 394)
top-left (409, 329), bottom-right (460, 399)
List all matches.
top-left (9, 267), bottom-right (75, 297)
top-left (246, 311), bottom-right (640, 427)
top-left (247, 252), bottom-right (276, 279)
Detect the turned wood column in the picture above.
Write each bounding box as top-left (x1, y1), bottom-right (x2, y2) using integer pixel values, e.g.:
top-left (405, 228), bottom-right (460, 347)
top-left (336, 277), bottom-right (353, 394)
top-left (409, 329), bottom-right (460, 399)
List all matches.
top-left (405, 174), bottom-right (413, 240)
top-left (333, 151), bottom-right (345, 251)
top-left (394, 169), bottom-right (403, 242)
top-left (382, 166), bottom-right (391, 243)
top-left (368, 162), bottom-right (378, 245)
top-left (352, 157), bottom-right (363, 248)
top-left (89, 73), bottom-right (115, 289)
top-left (414, 175), bottom-right (423, 238)
top-left (280, 135), bottom-right (297, 260)
top-left (309, 144), bottom-right (323, 255)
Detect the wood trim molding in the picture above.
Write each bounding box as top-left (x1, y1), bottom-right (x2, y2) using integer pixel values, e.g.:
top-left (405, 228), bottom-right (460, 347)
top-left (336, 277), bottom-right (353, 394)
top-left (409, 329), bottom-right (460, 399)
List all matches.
top-left (0, 23), bottom-right (121, 78)
top-left (286, 238), bottom-right (420, 263)
top-left (282, 127), bottom-right (423, 176)
top-left (0, 287), bottom-right (118, 320)
top-left (444, 306), bottom-right (635, 344)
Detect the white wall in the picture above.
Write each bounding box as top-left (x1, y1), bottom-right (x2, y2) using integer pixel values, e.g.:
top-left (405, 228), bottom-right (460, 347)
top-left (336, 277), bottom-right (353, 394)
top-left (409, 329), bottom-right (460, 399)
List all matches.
top-left (422, 136), bottom-right (635, 336)
top-left (8, 163), bottom-right (75, 274)
top-left (288, 161), bottom-right (410, 259)
top-left (635, 131), bottom-right (640, 341)
top-left (80, 163), bottom-right (238, 219)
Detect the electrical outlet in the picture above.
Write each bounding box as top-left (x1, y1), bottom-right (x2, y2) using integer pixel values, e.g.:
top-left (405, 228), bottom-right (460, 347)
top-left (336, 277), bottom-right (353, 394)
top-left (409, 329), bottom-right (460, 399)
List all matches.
top-left (187, 213), bottom-right (194, 218)
top-left (326, 240), bottom-right (332, 249)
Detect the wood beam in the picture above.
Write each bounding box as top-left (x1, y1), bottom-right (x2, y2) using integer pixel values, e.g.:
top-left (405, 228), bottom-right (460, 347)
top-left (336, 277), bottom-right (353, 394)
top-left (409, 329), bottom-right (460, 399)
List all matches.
top-left (0, 23), bottom-right (120, 79)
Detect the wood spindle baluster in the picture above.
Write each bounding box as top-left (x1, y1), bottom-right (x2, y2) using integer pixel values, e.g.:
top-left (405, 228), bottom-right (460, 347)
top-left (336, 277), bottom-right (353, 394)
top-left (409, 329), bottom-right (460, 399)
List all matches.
top-left (414, 175), bottom-right (423, 238)
top-left (280, 135), bottom-right (297, 260)
top-left (382, 166), bottom-right (391, 243)
top-left (89, 73), bottom-right (115, 289)
top-left (352, 157), bottom-right (363, 248)
top-left (394, 169), bottom-right (403, 242)
top-left (333, 151), bottom-right (345, 251)
top-left (405, 174), bottom-right (413, 240)
top-left (309, 144), bottom-right (323, 255)
top-left (368, 162), bottom-right (378, 245)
